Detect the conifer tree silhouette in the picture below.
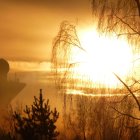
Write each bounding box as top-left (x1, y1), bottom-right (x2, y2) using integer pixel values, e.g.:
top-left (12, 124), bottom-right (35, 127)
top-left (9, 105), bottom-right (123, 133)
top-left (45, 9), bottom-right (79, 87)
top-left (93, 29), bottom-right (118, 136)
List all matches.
top-left (13, 89), bottom-right (59, 140)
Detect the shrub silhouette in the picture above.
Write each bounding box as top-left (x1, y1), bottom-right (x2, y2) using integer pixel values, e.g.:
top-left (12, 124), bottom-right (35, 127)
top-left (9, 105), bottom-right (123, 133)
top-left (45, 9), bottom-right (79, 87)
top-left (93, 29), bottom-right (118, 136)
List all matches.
top-left (13, 89), bottom-right (59, 140)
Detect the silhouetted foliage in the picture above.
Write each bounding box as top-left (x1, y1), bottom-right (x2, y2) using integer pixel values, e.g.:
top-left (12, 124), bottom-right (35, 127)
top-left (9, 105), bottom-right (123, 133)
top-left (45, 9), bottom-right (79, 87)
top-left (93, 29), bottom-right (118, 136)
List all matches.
top-left (91, 0), bottom-right (140, 47)
top-left (13, 89), bottom-right (59, 140)
top-left (91, 0), bottom-right (140, 133)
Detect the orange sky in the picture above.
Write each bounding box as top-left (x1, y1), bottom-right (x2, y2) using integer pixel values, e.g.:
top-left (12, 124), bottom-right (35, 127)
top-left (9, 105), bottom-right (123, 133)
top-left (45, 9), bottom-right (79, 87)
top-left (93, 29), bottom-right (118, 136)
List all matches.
top-left (0, 0), bottom-right (139, 112)
top-left (0, 0), bottom-right (95, 108)
top-left (0, 0), bottom-right (92, 62)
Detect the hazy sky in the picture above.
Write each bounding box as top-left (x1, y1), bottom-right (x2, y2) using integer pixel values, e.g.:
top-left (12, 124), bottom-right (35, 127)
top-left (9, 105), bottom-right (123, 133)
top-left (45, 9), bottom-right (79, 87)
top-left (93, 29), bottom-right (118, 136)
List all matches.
top-left (0, 0), bottom-right (92, 62)
top-left (0, 0), bottom-right (94, 111)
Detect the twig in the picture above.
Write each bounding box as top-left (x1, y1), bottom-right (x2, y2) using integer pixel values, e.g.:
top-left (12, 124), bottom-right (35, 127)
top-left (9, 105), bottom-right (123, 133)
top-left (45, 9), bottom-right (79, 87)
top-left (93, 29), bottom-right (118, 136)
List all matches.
top-left (115, 15), bottom-right (140, 35)
top-left (111, 106), bottom-right (140, 120)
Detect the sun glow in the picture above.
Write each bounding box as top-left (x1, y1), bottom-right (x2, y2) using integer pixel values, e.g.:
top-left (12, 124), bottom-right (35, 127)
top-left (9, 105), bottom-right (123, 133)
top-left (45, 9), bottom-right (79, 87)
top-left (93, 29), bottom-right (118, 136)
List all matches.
top-left (71, 29), bottom-right (133, 88)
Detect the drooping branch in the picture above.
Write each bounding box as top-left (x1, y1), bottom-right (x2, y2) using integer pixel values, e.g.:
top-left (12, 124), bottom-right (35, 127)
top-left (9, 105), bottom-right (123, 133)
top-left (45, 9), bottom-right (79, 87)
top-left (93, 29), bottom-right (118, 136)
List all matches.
top-left (91, 0), bottom-right (140, 46)
top-left (114, 73), bottom-right (140, 111)
top-left (115, 15), bottom-right (140, 35)
top-left (51, 21), bottom-right (87, 89)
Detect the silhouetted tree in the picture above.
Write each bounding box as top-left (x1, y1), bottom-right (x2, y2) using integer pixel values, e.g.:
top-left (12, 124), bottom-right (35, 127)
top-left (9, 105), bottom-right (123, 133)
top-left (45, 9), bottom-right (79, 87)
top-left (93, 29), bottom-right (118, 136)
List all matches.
top-left (92, 0), bottom-right (140, 130)
top-left (13, 89), bottom-right (59, 140)
top-left (91, 0), bottom-right (140, 47)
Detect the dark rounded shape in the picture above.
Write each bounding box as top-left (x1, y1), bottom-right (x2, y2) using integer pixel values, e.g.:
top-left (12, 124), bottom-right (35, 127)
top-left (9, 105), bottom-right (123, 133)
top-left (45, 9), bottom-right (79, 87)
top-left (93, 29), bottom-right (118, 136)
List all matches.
top-left (0, 58), bottom-right (10, 74)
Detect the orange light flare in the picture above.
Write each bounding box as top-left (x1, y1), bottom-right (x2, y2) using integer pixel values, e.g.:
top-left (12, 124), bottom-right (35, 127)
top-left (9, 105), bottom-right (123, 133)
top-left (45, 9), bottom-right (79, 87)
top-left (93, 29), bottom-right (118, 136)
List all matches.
top-left (69, 29), bottom-right (133, 88)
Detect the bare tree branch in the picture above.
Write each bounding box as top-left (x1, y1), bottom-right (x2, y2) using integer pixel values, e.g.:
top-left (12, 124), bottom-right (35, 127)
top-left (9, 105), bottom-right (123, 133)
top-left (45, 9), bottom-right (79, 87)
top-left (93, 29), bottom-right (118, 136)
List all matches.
top-left (111, 106), bottom-right (140, 120)
top-left (114, 15), bottom-right (140, 35)
top-left (113, 73), bottom-right (140, 111)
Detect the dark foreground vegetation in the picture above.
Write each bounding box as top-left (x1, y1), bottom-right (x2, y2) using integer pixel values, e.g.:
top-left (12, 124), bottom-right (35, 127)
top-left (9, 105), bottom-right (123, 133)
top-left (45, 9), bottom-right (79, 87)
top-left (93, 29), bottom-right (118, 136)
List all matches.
top-left (1, 87), bottom-right (140, 140)
top-left (60, 94), bottom-right (140, 140)
top-left (0, 89), bottom-right (59, 140)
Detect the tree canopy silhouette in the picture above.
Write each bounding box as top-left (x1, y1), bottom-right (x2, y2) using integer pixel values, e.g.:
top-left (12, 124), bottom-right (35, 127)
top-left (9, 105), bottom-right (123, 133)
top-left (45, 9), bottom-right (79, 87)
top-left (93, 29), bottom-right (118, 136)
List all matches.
top-left (13, 89), bottom-right (59, 140)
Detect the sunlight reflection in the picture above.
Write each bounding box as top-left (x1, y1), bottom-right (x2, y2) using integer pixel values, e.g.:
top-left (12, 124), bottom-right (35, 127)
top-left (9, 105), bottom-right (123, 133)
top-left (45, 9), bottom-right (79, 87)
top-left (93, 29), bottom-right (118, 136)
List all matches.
top-left (66, 89), bottom-right (126, 97)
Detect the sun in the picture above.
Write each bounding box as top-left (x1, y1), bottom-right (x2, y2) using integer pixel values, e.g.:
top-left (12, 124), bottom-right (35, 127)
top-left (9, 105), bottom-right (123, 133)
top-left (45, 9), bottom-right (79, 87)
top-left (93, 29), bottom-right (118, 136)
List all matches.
top-left (71, 29), bottom-right (133, 88)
